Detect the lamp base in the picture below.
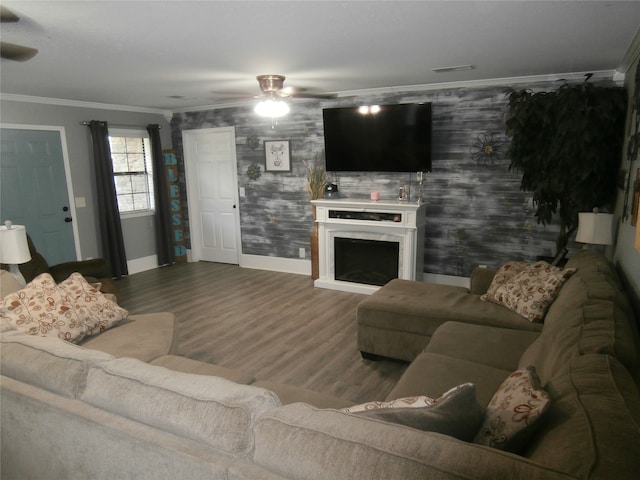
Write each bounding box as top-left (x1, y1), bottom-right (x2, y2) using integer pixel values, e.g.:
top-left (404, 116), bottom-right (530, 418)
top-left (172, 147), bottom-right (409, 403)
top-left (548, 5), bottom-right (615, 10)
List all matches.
top-left (8, 264), bottom-right (26, 287)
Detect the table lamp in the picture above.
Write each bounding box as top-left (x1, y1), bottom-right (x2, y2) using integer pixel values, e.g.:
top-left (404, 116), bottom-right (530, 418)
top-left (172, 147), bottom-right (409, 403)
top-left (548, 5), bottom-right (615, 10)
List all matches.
top-left (575, 210), bottom-right (615, 247)
top-left (0, 220), bottom-right (32, 286)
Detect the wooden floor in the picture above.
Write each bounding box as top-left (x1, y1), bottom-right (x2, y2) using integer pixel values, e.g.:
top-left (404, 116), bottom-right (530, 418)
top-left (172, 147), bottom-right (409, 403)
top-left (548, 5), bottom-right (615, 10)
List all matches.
top-left (116, 261), bottom-right (407, 404)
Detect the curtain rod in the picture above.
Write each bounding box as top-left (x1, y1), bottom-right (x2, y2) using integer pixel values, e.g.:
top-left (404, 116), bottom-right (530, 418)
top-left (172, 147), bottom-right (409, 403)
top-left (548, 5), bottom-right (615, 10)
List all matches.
top-left (80, 121), bottom-right (161, 129)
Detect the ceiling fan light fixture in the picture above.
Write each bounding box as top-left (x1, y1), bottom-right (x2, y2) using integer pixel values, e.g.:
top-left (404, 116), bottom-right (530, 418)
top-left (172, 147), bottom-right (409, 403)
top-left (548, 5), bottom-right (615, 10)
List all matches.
top-left (254, 98), bottom-right (290, 118)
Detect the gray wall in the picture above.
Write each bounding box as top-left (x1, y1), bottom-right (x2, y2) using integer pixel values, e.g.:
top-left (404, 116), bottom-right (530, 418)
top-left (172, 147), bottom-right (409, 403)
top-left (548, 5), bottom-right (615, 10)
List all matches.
top-left (0, 99), bottom-right (171, 262)
top-left (614, 54), bottom-right (640, 315)
top-left (171, 77), bottom-right (620, 278)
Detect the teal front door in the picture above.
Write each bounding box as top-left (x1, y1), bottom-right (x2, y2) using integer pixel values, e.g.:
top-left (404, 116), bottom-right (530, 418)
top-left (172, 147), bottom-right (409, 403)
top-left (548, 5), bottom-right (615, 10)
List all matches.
top-left (1, 128), bottom-right (77, 265)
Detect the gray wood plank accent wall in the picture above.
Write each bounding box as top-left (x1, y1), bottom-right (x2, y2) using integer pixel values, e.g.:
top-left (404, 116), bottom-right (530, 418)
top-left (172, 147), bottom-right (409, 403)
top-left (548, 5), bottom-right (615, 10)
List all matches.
top-left (170, 78), bottom-right (616, 278)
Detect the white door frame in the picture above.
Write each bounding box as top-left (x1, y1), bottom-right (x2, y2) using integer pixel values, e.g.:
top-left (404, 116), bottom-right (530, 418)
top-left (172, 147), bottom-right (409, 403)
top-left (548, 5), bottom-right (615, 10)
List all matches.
top-left (182, 126), bottom-right (242, 262)
top-left (0, 123), bottom-right (82, 259)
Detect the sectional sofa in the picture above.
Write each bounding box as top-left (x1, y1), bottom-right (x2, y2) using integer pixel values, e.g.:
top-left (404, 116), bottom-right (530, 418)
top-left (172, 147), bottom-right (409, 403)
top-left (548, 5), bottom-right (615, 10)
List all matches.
top-left (1, 249), bottom-right (640, 479)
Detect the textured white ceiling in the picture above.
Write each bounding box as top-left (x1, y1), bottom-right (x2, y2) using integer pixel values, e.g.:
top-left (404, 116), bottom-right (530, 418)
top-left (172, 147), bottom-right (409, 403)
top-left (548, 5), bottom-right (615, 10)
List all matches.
top-left (1, 1), bottom-right (639, 111)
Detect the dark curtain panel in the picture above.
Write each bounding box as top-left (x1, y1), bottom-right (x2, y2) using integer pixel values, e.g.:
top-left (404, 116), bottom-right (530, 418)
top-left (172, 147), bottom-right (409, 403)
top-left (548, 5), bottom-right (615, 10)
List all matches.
top-left (87, 120), bottom-right (128, 278)
top-left (147, 124), bottom-right (175, 266)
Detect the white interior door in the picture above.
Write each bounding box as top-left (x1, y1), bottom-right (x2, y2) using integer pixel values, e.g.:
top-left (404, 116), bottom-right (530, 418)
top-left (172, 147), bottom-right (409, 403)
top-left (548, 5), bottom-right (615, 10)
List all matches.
top-left (183, 127), bottom-right (240, 264)
top-left (0, 126), bottom-right (79, 264)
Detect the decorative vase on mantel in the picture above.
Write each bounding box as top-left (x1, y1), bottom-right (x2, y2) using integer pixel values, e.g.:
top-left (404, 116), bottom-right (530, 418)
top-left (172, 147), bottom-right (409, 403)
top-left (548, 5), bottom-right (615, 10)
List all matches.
top-left (304, 160), bottom-right (326, 280)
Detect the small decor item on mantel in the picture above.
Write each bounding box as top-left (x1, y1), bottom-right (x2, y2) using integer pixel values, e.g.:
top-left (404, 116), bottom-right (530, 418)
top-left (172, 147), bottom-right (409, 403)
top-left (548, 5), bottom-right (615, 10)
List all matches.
top-left (304, 158), bottom-right (327, 280)
top-left (304, 159), bottom-right (328, 207)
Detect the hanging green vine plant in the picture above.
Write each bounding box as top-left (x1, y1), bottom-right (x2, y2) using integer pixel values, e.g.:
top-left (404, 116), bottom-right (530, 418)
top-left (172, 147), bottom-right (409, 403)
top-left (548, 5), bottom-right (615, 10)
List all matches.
top-left (247, 163), bottom-right (262, 181)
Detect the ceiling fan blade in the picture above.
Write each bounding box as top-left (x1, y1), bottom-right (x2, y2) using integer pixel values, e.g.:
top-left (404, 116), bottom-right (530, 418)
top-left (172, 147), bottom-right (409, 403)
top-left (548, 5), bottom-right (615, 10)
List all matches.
top-left (0, 6), bottom-right (20, 23)
top-left (288, 92), bottom-right (338, 99)
top-left (1, 41), bottom-right (38, 62)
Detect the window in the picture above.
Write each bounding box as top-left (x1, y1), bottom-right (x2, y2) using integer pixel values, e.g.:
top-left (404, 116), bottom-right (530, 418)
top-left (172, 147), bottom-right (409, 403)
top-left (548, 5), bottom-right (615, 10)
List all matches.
top-left (108, 129), bottom-right (154, 216)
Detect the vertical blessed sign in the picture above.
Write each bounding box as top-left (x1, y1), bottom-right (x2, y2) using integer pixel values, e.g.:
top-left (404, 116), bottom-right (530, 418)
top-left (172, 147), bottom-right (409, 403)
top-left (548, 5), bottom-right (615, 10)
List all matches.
top-left (163, 150), bottom-right (187, 263)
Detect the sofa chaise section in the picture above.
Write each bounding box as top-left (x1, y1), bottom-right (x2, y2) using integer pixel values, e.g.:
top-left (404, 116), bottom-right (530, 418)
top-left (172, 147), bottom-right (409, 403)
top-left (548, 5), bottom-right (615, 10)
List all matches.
top-left (357, 276), bottom-right (541, 361)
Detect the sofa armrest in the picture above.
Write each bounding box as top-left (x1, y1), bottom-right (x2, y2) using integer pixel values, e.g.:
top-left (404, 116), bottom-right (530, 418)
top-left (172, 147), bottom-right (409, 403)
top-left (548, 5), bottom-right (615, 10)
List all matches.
top-left (469, 267), bottom-right (497, 295)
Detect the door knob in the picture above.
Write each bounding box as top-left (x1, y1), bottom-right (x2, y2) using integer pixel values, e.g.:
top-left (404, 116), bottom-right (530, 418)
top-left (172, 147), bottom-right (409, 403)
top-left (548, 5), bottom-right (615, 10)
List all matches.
top-left (64, 217), bottom-right (72, 223)
top-left (62, 206), bottom-right (69, 212)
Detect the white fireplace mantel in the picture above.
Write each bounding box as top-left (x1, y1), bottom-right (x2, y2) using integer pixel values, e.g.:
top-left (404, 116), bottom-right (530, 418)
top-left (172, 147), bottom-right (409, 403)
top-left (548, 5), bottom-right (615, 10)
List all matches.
top-left (312, 198), bottom-right (427, 294)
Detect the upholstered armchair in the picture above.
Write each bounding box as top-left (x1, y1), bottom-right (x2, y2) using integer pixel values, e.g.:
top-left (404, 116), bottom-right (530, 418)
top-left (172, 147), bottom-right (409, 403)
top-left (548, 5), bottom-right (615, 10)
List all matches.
top-left (18, 235), bottom-right (118, 296)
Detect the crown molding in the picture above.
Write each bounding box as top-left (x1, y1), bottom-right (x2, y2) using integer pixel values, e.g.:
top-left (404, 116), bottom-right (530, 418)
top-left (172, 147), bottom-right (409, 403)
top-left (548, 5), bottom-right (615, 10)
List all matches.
top-left (0, 70), bottom-right (620, 118)
top-left (171, 70), bottom-right (619, 114)
top-left (337, 70), bottom-right (618, 98)
top-left (616, 24), bottom-right (640, 77)
top-left (0, 93), bottom-right (173, 120)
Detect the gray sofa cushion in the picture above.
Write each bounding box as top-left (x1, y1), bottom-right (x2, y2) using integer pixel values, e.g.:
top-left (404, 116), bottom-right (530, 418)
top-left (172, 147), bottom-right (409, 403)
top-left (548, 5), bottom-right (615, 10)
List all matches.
top-left (387, 352), bottom-right (511, 407)
top-left (0, 331), bottom-right (113, 398)
top-left (253, 380), bottom-right (352, 409)
top-left (79, 312), bottom-right (178, 362)
top-left (151, 355), bottom-right (256, 385)
top-left (519, 271), bottom-right (638, 384)
top-left (358, 279), bottom-right (541, 334)
top-left (425, 321), bottom-right (540, 371)
top-left (525, 354), bottom-right (640, 479)
top-left (81, 357), bottom-right (281, 455)
top-left (251, 402), bottom-right (575, 480)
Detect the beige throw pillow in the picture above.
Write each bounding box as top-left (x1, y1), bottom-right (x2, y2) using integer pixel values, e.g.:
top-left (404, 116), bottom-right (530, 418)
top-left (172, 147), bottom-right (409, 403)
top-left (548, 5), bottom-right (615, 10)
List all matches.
top-left (481, 261), bottom-right (530, 301)
top-left (1, 273), bottom-right (88, 341)
top-left (474, 366), bottom-right (550, 452)
top-left (483, 261), bottom-right (576, 322)
top-left (0, 272), bottom-right (127, 343)
top-left (57, 273), bottom-right (127, 337)
top-left (342, 383), bottom-right (485, 441)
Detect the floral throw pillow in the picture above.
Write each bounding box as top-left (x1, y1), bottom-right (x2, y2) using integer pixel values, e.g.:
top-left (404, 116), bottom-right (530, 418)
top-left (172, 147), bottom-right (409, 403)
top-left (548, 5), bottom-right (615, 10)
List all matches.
top-left (0, 273), bottom-right (88, 342)
top-left (57, 273), bottom-right (128, 337)
top-left (487, 261), bottom-right (576, 323)
top-left (473, 366), bottom-right (550, 452)
top-left (481, 261), bottom-right (530, 302)
top-left (342, 395), bottom-right (439, 413)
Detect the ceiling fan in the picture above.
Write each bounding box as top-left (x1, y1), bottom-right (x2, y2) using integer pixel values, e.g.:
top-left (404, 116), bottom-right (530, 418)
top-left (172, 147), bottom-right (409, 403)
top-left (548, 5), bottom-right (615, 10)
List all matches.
top-left (1, 6), bottom-right (38, 62)
top-left (255, 74), bottom-right (337, 100)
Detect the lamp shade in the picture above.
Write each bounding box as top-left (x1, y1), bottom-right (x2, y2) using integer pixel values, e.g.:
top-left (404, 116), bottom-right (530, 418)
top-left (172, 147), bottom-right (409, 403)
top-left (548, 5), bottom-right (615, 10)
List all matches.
top-left (575, 212), bottom-right (614, 245)
top-left (0, 223), bottom-right (32, 264)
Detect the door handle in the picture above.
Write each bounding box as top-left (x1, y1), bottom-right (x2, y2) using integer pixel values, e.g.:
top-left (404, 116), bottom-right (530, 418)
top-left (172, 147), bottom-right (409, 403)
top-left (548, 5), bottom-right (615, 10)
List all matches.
top-left (64, 217), bottom-right (72, 223)
top-left (233, 204), bottom-right (237, 209)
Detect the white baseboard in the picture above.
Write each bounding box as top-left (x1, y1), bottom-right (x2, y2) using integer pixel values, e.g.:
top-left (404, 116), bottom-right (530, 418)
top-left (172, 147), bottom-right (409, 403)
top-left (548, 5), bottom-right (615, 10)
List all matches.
top-left (239, 254), bottom-right (310, 276)
top-left (422, 272), bottom-right (470, 288)
top-left (127, 255), bottom-right (158, 275)
top-left (139, 251), bottom-right (469, 288)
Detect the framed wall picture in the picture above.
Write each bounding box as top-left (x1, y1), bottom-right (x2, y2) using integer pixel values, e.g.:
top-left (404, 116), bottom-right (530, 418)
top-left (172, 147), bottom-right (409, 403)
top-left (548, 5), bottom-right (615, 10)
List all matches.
top-left (264, 140), bottom-right (291, 172)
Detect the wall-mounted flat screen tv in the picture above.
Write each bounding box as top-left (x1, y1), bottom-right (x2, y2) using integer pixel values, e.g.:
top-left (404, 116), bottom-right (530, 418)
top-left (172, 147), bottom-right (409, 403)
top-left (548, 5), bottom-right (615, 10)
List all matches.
top-left (322, 103), bottom-right (432, 173)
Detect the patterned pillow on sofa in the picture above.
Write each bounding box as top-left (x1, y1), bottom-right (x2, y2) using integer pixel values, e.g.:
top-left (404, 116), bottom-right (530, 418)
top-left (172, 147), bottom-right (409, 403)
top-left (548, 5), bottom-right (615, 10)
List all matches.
top-left (1, 273), bottom-right (87, 341)
top-left (474, 366), bottom-right (550, 452)
top-left (483, 261), bottom-right (576, 323)
top-left (58, 273), bottom-right (127, 337)
top-left (1, 272), bottom-right (127, 343)
top-left (481, 261), bottom-right (530, 301)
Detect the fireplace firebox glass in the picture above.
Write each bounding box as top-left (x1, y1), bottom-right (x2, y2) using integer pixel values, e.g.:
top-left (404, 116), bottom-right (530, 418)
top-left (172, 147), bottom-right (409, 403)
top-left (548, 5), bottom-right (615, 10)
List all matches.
top-left (334, 237), bottom-right (399, 286)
